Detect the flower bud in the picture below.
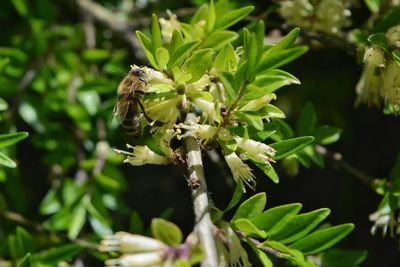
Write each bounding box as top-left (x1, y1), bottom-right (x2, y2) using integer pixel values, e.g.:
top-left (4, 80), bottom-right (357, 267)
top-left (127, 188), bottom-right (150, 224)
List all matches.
top-left (159, 10), bottom-right (180, 42)
top-left (105, 252), bottom-right (164, 267)
top-left (100, 232), bottom-right (167, 253)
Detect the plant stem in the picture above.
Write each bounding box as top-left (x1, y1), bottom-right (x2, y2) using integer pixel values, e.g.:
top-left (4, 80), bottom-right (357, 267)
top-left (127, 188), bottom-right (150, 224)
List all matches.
top-left (183, 113), bottom-right (218, 267)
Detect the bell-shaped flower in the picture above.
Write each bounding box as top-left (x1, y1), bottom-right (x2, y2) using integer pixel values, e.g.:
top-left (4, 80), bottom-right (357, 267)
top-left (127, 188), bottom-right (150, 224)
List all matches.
top-left (159, 10), bottom-right (180, 42)
top-left (193, 98), bottom-right (222, 123)
top-left (146, 97), bottom-right (180, 126)
top-left (386, 25), bottom-right (400, 48)
top-left (118, 144), bottom-right (168, 166)
top-left (105, 252), bottom-right (164, 267)
top-left (355, 65), bottom-right (383, 107)
top-left (234, 137), bottom-right (275, 162)
top-left (100, 232), bottom-right (167, 253)
top-left (381, 60), bottom-right (400, 108)
top-left (224, 152), bottom-right (256, 190)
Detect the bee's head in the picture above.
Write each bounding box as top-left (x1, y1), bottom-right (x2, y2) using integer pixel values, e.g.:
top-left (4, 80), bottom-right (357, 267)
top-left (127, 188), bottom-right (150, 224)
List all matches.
top-left (129, 67), bottom-right (146, 83)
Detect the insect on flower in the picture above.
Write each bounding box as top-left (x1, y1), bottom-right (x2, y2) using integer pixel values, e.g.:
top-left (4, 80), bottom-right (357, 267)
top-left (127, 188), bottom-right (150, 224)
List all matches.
top-left (113, 66), bottom-right (154, 138)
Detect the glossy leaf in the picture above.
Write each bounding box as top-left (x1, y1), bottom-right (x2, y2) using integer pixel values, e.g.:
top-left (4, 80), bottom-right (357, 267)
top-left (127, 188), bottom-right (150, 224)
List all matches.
top-left (367, 33), bottom-right (388, 51)
top-left (151, 218), bottom-right (182, 246)
top-left (136, 31), bottom-right (158, 68)
top-left (17, 253), bottom-right (32, 267)
top-left (248, 156), bottom-right (279, 183)
top-left (232, 218), bottom-right (268, 238)
top-left (214, 6), bottom-right (254, 31)
top-left (0, 152), bottom-right (17, 168)
top-left (182, 49), bottom-right (212, 83)
top-left (202, 31), bottom-right (238, 51)
top-left (256, 46), bottom-right (308, 73)
top-left (270, 208), bottom-right (331, 244)
top-left (224, 179), bottom-right (244, 212)
top-left (271, 136), bottom-right (315, 160)
top-left (0, 132), bottom-right (28, 148)
top-left (297, 103), bottom-right (316, 135)
top-left (252, 203), bottom-right (302, 234)
top-left (167, 41), bottom-right (200, 69)
top-left (232, 193), bottom-right (266, 221)
top-left (313, 126), bottom-right (342, 145)
top-left (289, 224), bottom-right (355, 255)
top-left (68, 201), bottom-right (87, 239)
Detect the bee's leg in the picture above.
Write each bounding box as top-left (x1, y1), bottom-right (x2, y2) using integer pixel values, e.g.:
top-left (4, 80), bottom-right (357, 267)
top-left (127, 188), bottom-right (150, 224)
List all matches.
top-left (136, 90), bottom-right (155, 96)
top-left (136, 100), bottom-right (165, 126)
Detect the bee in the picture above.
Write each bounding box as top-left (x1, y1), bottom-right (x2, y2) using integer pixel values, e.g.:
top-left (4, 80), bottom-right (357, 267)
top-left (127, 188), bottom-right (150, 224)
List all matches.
top-left (113, 67), bottom-right (153, 138)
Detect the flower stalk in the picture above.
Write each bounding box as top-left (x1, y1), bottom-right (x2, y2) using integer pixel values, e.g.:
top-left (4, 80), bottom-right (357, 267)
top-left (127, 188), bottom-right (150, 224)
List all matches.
top-left (183, 113), bottom-right (218, 267)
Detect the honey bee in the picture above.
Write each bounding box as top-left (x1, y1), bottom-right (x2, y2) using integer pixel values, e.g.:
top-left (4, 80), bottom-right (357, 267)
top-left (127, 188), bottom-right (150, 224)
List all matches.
top-left (113, 67), bottom-right (153, 138)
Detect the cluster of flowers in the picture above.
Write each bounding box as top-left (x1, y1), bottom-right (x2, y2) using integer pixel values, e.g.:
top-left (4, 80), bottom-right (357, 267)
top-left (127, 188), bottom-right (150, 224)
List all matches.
top-left (356, 26), bottom-right (400, 113)
top-left (279, 0), bottom-right (351, 34)
top-left (115, 14), bottom-right (277, 191)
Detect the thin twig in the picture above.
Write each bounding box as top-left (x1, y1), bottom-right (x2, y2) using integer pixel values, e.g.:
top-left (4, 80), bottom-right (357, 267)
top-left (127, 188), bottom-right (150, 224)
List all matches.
top-left (183, 113), bottom-right (218, 267)
top-left (315, 145), bottom-right (375, 190)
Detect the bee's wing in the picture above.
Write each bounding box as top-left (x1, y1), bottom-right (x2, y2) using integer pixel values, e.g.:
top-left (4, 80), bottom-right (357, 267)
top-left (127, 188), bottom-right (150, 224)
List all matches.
top-left (112, 94), bottom-right (130, 123)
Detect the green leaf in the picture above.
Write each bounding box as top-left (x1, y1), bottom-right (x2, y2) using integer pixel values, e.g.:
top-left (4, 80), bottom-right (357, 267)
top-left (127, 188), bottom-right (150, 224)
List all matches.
top-left (364, 0), bottom-right (380, 12)
top-left (202, 31), bottom-right (238, 51)
top-left (367, 33), bottom-right (388, 51)
top-left (68, 201), bottom-right (87, 239)
top-left (34, 244), bottom-right (83, 263)
top-left (151, 218), bottom-right (182, 246)
top-left (270, 136), bottom-right (315, 160)
top-left (0, 132), bottom-right (28, 148)
top-left (248, 156), bottom-right (279, 183)
top-left (289, 224), bottom-right (355, 255)
top-left (0, 97), bottom-right (8, 111)
top-left (220, 71), bottom-right (237, 102)
top-left (270, 208), bottom-right (331, 244)
top-left (151, 14), bottom-right (162, 50)
top-left (82, 49), bottom-right (110, 63)
top-left (232, 218), bottom-right (268, 238)
top-left (168, 30), bottom-right (184, 56)
top-left (136, 31), bottom-right (158, 68)
top-left (232, 193), bottom-right (266, 221)
top-left (214, 6), bottom-right (254, 31)
top-left (374, 7), bottom-right (400, 32)
top-left (274, 28), bottom-right (301, 50)
top-left (182, 49), bottom-right (212, 83)
top-left (206, 0), bottom-right (216, 32)
top-left (297, 102), bottom-right (317, 135)
top-left (256, 46), bottom-right (308, 73)
top-left (214, 43), bottom-right (237, 72)
top-left (167, 41), bottom-right (200, 69)
top-left (18, 102), bottom-right (45, 133)
top-left (39, 188), bottom-right (60, 215)
top-left (393, 49), bottom-right (400, 65)
top-left (0, 152), bottom-right (17, 168)
top-left (259, 104), bottom-right (286, 119)
top-left (252, 203), bottom-right (302, 234)
top-left (16, 227), bottom-right (35, 255)
top-left (224, 179), bottom-right (244, 212)
top-left (322, 249), bottom-right (368, 267)
top-left (17, 253), bottom-right (32, 267)
top-left (243, 69), bottom-right (300, 99)
top-left (313, 126), bottom-right (342, 145)
top-left (234, 111), bottom-right (263, 130)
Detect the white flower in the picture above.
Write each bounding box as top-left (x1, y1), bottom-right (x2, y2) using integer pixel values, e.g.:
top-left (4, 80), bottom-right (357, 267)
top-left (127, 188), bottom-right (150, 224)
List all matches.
top-left (193, 98), bottom-right (222, 123)
top-left (386, 25), bottom-right (400, 48)
top-left (355, 65), bottom-right (382, 107)
top-left (159, 129), bottom-right (176, 158)
top-left (224, 152), bottom-right (256, 190)
top-left (369, 210), bottom-right (391, 236)
top-left (100, 232), bottom-right (167, 253)
top-left (234, 137), bottom-right (276, 162)
top-left (105, 252), bottom-right (164, 267)
top-left (159, 10), bottom-right (180, 42)
top-left (177, 123), bottom-right (219, 140)
top-left (117, 145), bottom-right (168, 166)
top-left (146, 97), bottom-right (180, 125)
top-left (139, 66), bottom-right (174, 86)
top-left (186, 75), bottom-right (211, 96)
top-left (381, 60), bottom-right (400, 107)
top-left (363, 47), bottom-right (386, 68)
